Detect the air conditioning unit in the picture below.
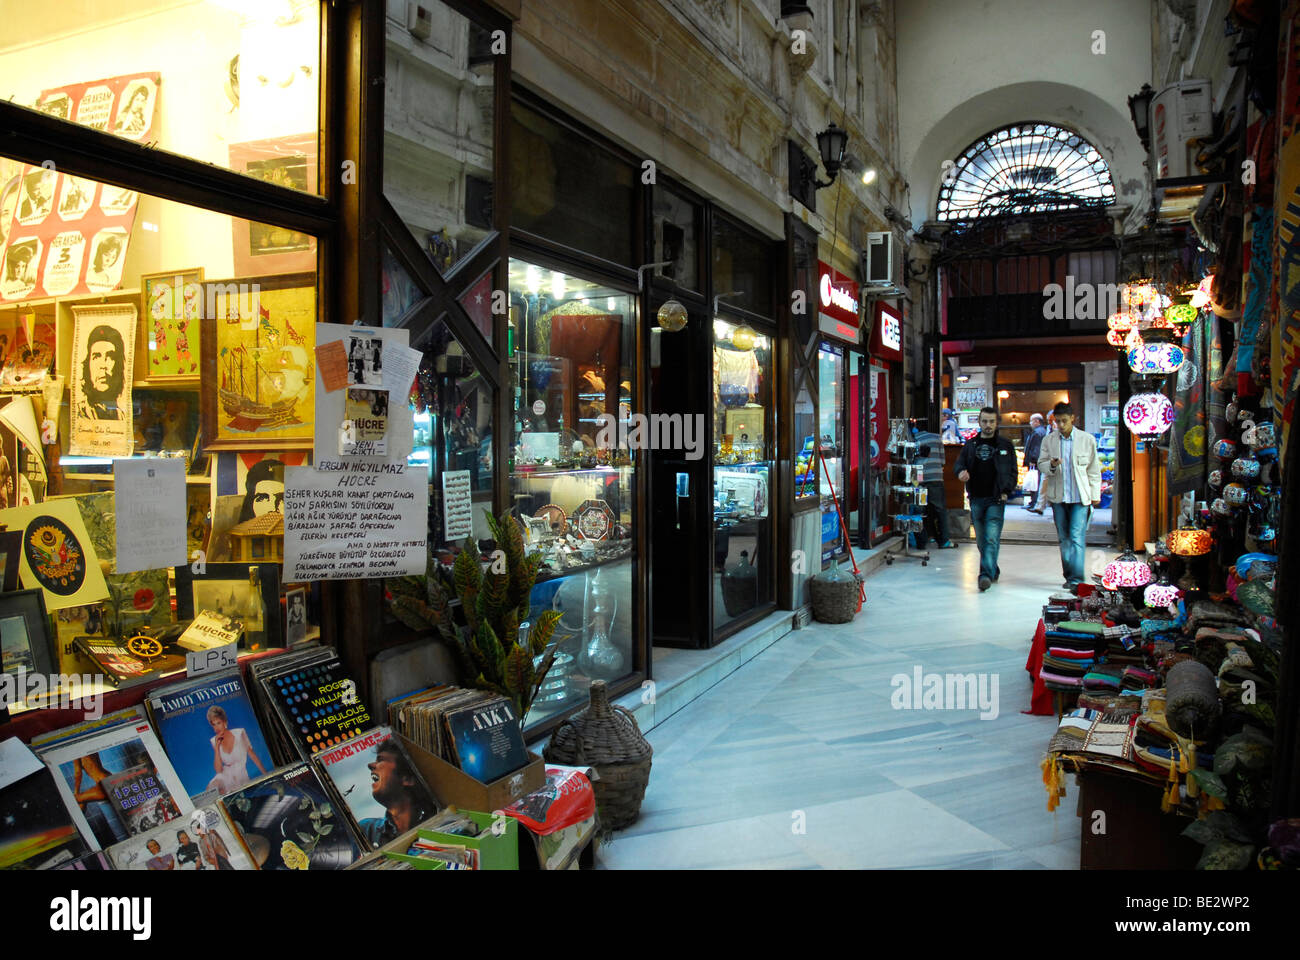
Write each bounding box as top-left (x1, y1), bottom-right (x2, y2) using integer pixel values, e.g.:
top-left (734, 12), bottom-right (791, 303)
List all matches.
top-left (407, 2), bottom-right (433, 40)
top-left (862, 231), bottom-right (897, 287)
top-left (1152, 79), bottom-right (1212, 180)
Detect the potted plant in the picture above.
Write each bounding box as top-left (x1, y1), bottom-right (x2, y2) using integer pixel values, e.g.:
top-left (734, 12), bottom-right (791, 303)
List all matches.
top-left (386, 509), bottom-right (562, 723)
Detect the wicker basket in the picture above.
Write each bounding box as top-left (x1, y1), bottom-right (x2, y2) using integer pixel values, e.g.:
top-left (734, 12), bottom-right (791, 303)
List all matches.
top-left (809, 570), bottom-right (863, 624)
top-left (543, 680), bottom-right (652, 831)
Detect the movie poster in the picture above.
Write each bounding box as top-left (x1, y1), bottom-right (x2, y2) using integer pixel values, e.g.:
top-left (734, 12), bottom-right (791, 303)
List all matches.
top-left (69, 303), bottom-right (136, 457)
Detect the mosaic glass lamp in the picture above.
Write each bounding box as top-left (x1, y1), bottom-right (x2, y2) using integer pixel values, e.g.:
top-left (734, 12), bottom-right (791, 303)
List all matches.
top-left (1166, 303), bottom-right (1197, 329)
top-left (1102, 549), bottom-right (1152, 589)
top-left (1128, 342), bottom-right (1185, 375)
top-left (1122, 392), bottom-right (1174, 438)
top-left (1168, 527), bottom-right (1212, 556)
top-left (1143, 580), bottom-right (1181, 608)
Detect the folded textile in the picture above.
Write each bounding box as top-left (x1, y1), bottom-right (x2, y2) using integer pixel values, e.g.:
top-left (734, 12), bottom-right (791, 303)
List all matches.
top-left (1039, 669), bottom-right (1084, 686)
top-left (1121, 667), bottom-right (1157, 688)
top-left (1083, 673), bottom-right (1123, 690)
top-left (1048, 647), bottom-right (1096, 659)
top-left (1056, 621), bottom-right (1105, 635)
top-left (1077, 691), bottom-right (1142, 715)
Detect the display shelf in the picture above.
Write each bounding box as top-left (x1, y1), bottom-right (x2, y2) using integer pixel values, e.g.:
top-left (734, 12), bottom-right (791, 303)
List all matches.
top-left (534, 549), bottom-right (634, 585)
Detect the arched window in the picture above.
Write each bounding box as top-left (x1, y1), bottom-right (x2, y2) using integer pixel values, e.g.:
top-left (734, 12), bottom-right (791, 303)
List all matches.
top-left (936, 123), bottom-right (1116, 221)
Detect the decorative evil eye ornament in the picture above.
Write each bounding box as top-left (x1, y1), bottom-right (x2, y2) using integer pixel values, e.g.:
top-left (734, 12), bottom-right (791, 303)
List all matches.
top-left (1212, 498), bottom-right (1231, 516)
top-left (1212, 439), bottom-right (1236, 460)
top-left (1224, 483), bottom-right (1248, 506)
top-left (1231, 456), bottom-right (1261, 479)
top-left (1208, 469), bottom-right (1223, 487)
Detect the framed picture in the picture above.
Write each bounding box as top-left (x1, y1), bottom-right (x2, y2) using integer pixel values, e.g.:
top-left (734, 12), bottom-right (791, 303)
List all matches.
top-left (173, 563), bottom-right (282, 651)
top-left (228, 134), bottom-right (318, 277)
top-left (0, 529), bottom-right (21, 592)
top-left (285, 586), bottom-right (307, 646)
top-left (199, 273), bottom-right (316, 450)
top-left (141, 268), bottom-right (203, 380)
top-left (0, 587), bottom-right (53, 677)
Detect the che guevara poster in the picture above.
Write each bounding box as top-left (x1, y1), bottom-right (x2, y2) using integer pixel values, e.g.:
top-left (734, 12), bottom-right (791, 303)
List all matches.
top-left (69, 304), bottom-right (137, 458)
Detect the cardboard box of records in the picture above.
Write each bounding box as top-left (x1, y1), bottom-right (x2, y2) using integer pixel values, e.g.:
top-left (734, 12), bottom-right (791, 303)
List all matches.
top-left (398, 735), bottom-right (545, 813)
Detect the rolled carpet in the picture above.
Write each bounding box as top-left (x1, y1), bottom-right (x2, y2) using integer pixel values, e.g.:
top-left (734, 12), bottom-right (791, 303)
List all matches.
top-left (1165, 659), bottom-right (1222, 738)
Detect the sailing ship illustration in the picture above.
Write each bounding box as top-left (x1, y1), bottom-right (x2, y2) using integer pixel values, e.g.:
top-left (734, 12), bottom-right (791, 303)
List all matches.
top-left (220, 305), bottom-right (313, 433)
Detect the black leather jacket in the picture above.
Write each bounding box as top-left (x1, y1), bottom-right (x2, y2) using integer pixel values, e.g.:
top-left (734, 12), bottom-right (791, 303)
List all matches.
top-left (953, 433), bottom-right (1018, 497)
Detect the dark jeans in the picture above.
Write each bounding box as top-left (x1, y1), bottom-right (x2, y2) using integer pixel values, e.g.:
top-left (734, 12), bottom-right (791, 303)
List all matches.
top-left (969, 496), bottom-right (1005, 582)
top-left (919, 482), bottom-right (950, 547)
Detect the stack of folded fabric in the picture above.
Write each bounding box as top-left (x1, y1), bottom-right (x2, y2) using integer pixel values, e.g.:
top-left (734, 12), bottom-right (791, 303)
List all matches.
top-left (1102, 623), bottom-right (1144, 666)
top-left (1121, 666), bottom-right (1157, 691)
top-left (1141, 617), bottom-right (1183, 645)
top-left (1041, 647), bottom-right (1093, 691)
top-left (1186, 600), bottom-right (1251, 634)
top-left (1082, 663), bottom-right (1125, 692)
top-left (1077, 690), bottom-right (1143, 715)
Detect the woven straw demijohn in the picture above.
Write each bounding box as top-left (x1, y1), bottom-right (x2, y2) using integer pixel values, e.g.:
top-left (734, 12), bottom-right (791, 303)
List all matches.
top-left (543, 680), bottom-right (653, 830)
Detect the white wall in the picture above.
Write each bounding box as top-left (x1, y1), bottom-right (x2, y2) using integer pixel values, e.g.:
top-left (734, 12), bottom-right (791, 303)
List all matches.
top-left (895, 0), bottom-right (1152, 228)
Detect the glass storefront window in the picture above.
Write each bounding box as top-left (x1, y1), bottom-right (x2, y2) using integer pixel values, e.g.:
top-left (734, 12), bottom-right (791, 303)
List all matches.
top-left (0, 149), bottom-right (321, 667)
top-left (818, 342), bottom-right (846, 562)
top-left (507, 259), bottom-right (637, 729)
top-left (384, 0), bottom-right (495, 276)
top-left (1, 1), bottom-right (323, 194)
top-left (712, 316), bottom-right (772, 628)
top-left (712, 216), bottom-right (772, 316)
top-left (652, 187), bottom-right (699, 291)
top-left (509, 102), bottom-right (636, 266)
top-left (794, 379), bottom-right (818, 499)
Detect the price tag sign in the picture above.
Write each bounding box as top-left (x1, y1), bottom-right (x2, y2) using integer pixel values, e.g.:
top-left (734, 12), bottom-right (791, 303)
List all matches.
top-left (186, 642), bottom-right (238, 678)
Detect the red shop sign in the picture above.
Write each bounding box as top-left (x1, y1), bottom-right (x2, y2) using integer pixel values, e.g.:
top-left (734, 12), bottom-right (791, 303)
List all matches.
top-left (817, 260), bottom-right (860, 333)
top-left (869, 301), bottom-right (903, 362)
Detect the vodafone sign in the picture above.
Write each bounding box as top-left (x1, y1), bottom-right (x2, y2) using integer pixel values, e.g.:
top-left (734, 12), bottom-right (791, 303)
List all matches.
top-left (817, 260), bottom-right (860, 335)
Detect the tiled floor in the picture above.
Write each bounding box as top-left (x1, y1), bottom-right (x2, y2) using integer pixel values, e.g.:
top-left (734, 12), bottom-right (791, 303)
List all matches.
top-left (600, 542), bottom-right (1086, 869)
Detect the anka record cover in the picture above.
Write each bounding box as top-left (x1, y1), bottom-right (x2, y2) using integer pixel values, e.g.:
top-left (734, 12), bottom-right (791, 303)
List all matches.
top-left (221, 763), bottom-right (360, 870)
top-left (0, 764), bottom-right (90, 869)
top-left (443, 696), bottom-right (530, 785)
top-left (39, 720), bottom-right (193, 851)
top-left (108, 803), bottom-right (254, 871)
top-left (317, 725), bottom-right (438, 849)
top-left (265, 655), bottom-right (372, 760)
top-left (149, 671), bottom-right (273, 805)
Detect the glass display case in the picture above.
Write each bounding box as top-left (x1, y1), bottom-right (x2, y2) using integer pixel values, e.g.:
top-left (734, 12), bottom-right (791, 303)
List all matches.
top-left (712, 316), bottom-right (772, 629)
top-left (818, 341), bottom-right (846, 562)
top-left (507, 259), bottom-right (638, 728)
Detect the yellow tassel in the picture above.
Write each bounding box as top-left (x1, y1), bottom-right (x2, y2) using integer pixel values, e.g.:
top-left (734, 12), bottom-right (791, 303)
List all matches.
top-left (1042, 755), bottom-right (1064, 813)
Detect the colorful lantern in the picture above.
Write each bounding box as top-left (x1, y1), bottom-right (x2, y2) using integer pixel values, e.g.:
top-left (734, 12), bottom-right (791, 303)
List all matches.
top-left (1208, 469), bottom-right (1223, 487)
top-left (1143, 581), bottom-right (1181, 608)
top-left (1106, 328), bottom-right (1128, 348)
top-left (1125, 326), bottom-right (1144, 351)
top-left (1212, 498), bottom-right (1231, 516)
top-left (1122, 392), bottom-right (1174, 437)
top-left (1253, 423), bottom-right (1275, 448)
top-left (1127, 342), bottom-right (1185, 375)
top-left (1168, 528), bottom-right (1212, 556)
top-left (1102, 550), bottom-right (1152, 589)
top-left (1212, 439), bottom-right (1236, 459)
top-left (1189, 275), bottom-right (1214, 308)
top-left (1108, 310), bottom-right (1139, 331)
top-left (1231, 456), bottom-right (1261, 479)
top-left (1166, 303), bottom-right (1197, 328)
top-left (731, 323), bottom-right (757, 351)
top-left (1224, 482), bottom-right (1248, 506)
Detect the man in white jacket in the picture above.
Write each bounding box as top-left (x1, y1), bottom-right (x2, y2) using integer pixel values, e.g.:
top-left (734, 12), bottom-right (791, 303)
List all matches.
top-left (1037, 401), bottom-right (1102, 589)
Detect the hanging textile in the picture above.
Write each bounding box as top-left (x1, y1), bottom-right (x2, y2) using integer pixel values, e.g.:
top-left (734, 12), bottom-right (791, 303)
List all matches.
top-left (1273, 0), bottom-right (1300, 464)
top-left (1168, 313), bottom-right (1209, 494)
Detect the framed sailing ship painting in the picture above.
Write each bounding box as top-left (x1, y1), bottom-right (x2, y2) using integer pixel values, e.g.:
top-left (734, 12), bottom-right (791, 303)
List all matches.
top-left (200, 273), bottom-right (316, 451)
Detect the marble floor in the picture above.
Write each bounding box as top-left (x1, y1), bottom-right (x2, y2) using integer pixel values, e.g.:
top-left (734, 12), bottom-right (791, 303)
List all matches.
top-left (600, 542), bottom-right (1085, 870)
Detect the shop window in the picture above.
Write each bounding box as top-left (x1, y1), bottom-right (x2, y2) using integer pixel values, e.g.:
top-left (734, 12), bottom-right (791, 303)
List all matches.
top-left (383, 0), bottom-right (495, 276)
top-left (1041, 368), bottom-right (1070, 382)
top-left (0, 150), bottom-right (321, 666)
top-left (713, 316), bottom-right (773, 628)
top-left (794, 378), bottom-right (818, 500)
top-left (712, 216), bottom-right (773, 316)
top-left (509, 102), bottom-right (636, 267)
top-left (652, 187), bottom-right (699, 292)
top-left (818, 342), bottom-right (846, 562)
top-left (996, 369), bottom-right (1037, 384)
top-left (507, 258), bottom-right (637, 729)
top-left (412, 317), bottom-right (494, 560)
top-left (382, 244), bottom-right (423, 326)
top-left (1, 1), bottom-right (323, 195)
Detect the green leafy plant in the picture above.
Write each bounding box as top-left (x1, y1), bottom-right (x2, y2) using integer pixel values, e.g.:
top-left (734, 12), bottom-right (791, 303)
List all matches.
top-left (386, 509), bottom-right (561, 721)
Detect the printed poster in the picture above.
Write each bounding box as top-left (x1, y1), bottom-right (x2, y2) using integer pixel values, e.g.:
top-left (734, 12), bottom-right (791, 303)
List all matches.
top-left (0, 498), bottom-right (110, 611)
top-left (69, 303), bottom-right (136, 457)
top-left (312, 323), bottom-right (412, 468)
top-left (0, 73), bottom-right (156, 304)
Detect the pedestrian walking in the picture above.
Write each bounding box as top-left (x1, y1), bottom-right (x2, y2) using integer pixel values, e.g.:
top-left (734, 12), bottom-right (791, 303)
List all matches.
top-left (953, 406), bottom-right (1017, 592)
top-left (1037, 401), bottom-right (1102, 589)
top-left (911, 419), bottom-right (957, 550)
top-left (1023, 413), bottom-right (1047, 511)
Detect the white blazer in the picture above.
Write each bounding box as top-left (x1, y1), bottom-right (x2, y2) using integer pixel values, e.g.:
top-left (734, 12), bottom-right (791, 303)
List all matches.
top-left (1037, 428), bottom-right (1102, 505)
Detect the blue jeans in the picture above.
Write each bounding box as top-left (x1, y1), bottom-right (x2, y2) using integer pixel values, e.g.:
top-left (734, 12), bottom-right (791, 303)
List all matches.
top-left (1052, 502), bottom-right (1092, 585)
top-left (968, 496), bottom-right (1005, 582)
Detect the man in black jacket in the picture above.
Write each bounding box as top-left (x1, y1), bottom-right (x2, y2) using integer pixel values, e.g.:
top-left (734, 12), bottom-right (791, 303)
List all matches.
top-left (954, 406), bottom-right (1018, 592)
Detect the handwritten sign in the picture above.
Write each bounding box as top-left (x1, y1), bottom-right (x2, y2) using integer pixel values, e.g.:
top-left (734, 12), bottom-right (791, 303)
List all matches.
top-left (112, 457), bottom-right (186, 574)
top-left (186, 642), bottom-right (238, 678)
top-left (315, 338), bottom-right (349, 392)
top-left (381, 340), bottom-right (422, 396)
top-left (282, 463), bottom-right (428, 581)
top-left (442, 469), bottom-right (472, 541)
